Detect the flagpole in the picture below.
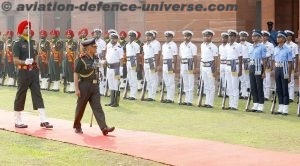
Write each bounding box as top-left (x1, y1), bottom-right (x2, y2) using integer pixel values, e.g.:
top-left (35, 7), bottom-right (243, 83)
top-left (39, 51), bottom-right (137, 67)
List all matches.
top-left (27, 13), bottom-right (31, 59)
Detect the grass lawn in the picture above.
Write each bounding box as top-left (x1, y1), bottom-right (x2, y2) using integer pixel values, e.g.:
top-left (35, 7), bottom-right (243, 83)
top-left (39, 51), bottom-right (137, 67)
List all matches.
top-left (1, 86), bottom-right (300, 155)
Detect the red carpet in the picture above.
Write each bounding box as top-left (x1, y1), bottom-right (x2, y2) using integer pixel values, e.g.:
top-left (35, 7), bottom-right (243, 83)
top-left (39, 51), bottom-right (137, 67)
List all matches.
top-left (0, 110), bottom-right (300, 166)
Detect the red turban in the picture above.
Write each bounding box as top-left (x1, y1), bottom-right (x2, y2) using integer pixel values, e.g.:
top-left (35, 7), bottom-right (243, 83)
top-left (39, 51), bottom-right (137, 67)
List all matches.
top-left (65, 29), bottom-right (74, 38)
top-left (6, 30), bottom-right (14, 37)
top-left (18, 20), bottom-right (31, 35)
top-left (119, 31), bottom-right (127, 38)
top-left (40, 30), bottom-right (47, 37)
top-left (30, 30), bottom-right (34, 37)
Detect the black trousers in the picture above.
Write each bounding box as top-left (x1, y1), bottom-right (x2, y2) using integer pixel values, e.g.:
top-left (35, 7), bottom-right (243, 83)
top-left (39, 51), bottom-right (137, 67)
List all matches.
top-left (73, 81), bottom-right (107, 130)
top-left (249, 65), bottom-right (264, 104)
top-left (14, 69), bottom-right (45, 111)
top-left (275, 67), bottom-right (289, 105)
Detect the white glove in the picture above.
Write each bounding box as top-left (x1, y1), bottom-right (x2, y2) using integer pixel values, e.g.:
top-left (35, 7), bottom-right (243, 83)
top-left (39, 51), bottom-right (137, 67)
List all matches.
top-left (25, 58), bottom-right (34, 65)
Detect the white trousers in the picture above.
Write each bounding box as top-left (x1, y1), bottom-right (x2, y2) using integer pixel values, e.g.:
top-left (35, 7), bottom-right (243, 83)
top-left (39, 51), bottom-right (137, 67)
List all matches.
top-left (163, 64), bottom-right (175, 101)
top-left (107, 68), bottom-right (119, 91)
top-left (201, 66), bottom-right (215, 106)
top-left (288, 72), bottom-right (295, 100)
top-left (226, 65), bottom-right (240, 108)
top-left (99, 67), bottom-right (106, 95)
top-left (127, 61), bottom-right (138, 98)
top-left (144, 63), bottom-right (158, 99)
top-left (263, 71), bottom-right (271, 99)
top-left (240, 66), bottom-right (250, 97)
top-left (220, 64), bottom-right (227, 91)
top-left (181, 64), bottom-right (194, 103)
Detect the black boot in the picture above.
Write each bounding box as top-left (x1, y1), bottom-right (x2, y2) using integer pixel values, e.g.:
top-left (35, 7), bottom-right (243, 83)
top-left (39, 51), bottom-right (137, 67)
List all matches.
top-left (111, 90), bottom-right (120, 107)
top-left (105, 90), bottom-right (115, 106)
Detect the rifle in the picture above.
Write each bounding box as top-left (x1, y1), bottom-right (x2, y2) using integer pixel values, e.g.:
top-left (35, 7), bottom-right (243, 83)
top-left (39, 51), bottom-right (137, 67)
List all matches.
top-left (1, 71), bottom-right (6, 85)
top-left (91, 54), bottom-right (101, 127)
top-left (270, 85), bottom-right (277, 114)
top-left (221, 81), bottom-right (228, 110)
top-left (178, 76), bottom-right (183, 105)
top-left (140, 77), bottom-right (147, 101)
top-left (122, 78), bottom-right (129, 99)
top-left (245, 88), bottom-right (252, 112)
top-left (47, 73), bottom-right (51, 91)
top-left (104, 78), bottom-right (109, 97)
top-left (196, 77), bottom-right (200, 96)
top-left (297, 92), bottom-right (300, 117)
top-left (160, 80), bottom-right (165, 103)
top-left (63, 56), bottom-right (67, 93)
top-left (13, 70), bottom-right (17, 87)
top-left (217, 78), bottom-right (222, 97)
top-left (197, 78), bottom-right (204, 107)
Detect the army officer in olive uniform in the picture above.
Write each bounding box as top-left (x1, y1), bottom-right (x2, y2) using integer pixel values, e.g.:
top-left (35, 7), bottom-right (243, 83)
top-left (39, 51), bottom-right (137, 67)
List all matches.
top-left (73, 38), bottom-right (115, 135)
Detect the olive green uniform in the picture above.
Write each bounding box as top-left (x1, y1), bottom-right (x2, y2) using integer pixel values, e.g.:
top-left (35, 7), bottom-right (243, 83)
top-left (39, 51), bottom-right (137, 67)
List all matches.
top-left (13, 36), bottom-right (45, 111)
top-left (73, 55), bottom-right (108, 130)
top-left (38, 39), bottom-right (50, 78)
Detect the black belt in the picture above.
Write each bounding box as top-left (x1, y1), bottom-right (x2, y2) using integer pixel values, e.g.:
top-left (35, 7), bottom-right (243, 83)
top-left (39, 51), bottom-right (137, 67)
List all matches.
top-left (80, 79), bottom-right (98, 84)
top-left (202, 61), bottom-right (213, 67)
top-left (107, 63), bottom-right (120, 69)
top-left (163, 59), bottom-right (173, 64)
top-left (144, 57), bottom-right (155, 63)
top-left (181, 58), bottom-right (192, 64)
top-left (227, 59), bottom-right (238, 65)
top-left (126, 56), bottom-right (136, 61)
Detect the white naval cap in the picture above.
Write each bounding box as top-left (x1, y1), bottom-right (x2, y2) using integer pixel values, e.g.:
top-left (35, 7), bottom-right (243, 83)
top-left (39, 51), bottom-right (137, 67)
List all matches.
top-left (182, 30), bottom-right (194, 36)
top-left (284, 30), bottom-right (295, 36)
top-left (145, 31), bottom-right (155, 36)
top-left (221, 32), bottom-right (229, 37)
top-left (109, 33), bottom-right (119, 38)
top-left (227, 29), bottom-right (238, 36)
top-left (261, 30), bottom-right (270, 36)
top-left (128, 30), bottom-right (138, 37)
top-left (93, 28), bottom-right (102, 33)
top-left (164, 31), bottom-right (175, 37)
top-left (239, 31), bottom-right (249, 37)
top-left (108, 29), bottom-right (117, 34)
top-left (202, 29), bottom-right (215, 36)
top-left (150, 30), bottom-right (158, 36)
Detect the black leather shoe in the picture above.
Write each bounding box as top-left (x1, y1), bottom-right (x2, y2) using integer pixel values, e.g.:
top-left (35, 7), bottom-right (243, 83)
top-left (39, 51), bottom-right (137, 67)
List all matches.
top-left (289, 99), bottom-right (294, 103)
top-left (74, 128), bottom-right (83, 134)
top-left (282, 113), bottom-right (288, 116)
top-left (147, 98), bottom-right (155, 101)
top-left (15, 124), bottom-right (28, 128)
top-left (166, 100), bottom-right (174, 103)
top-left (102, 126), bottom-right (115, 136)
top-left (40, 122), bottom-right (53, 128)
top-left (256, 110), bottom-right (263, 113)
top-left (264, 98), bottom-right (269, 101)
top-left (206, 105), bottom-right (213, 108)
top-left (274, 112), bottom-right (282, 115)
top-left (161, 99), bottom-right (167, 103)
top-left (187, 103), bottom-right (193, 106)
top-left (128, 97), bottom-right (136, 100)
top-left (230, 107), bottom-right (238, 111)
top-left (251, 109), bottom-right (257, 112)
top-left (182, 102), bottom-right (187, 105)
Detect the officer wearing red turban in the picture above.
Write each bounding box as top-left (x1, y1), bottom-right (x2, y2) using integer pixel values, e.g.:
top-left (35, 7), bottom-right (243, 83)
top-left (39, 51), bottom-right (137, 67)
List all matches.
top-left (49, 29), bottom-right (63, 91)
top-left (78, 28), bottom-right (88, 53)
top-left (38, 30), bottom-right (51, 90)
top-left (12, 20), bottom-right (53, 128)
top-left (4, 30), bottom-right (15, 86)
top-left (64, 29), bottom-right (78, 93)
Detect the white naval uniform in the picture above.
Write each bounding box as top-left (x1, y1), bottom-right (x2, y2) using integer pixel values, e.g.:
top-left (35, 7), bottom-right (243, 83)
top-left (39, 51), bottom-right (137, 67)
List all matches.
top-left (285, 41), bottom-right (299, 101)
top-left (240, 41), bottom-right (253, 97)
top-left (143, 41), bottom-right (159, 99)
top-left (263, 41), bottom-right (274, 99)
top-left (106, 42), bottom-right (123, 91)
top-left (162, 41), bottom-right (178, 101)
top-left (200, 42), bottom-right (218, 106)
top-left (225, 42), bottom-right (242, 109)
top-left (219, 43), bottom-right (228, 93)
top-left (126, 41), bottom-right (140, 98)
top-left (96, 38), bottom-right (107, 95)
top-left (179, 41), bottom-right (197, 104)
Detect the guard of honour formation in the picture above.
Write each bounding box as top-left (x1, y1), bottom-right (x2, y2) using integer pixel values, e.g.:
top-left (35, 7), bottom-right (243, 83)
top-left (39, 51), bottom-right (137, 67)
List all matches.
top-left (0, 20), bottom-right (299, 135)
